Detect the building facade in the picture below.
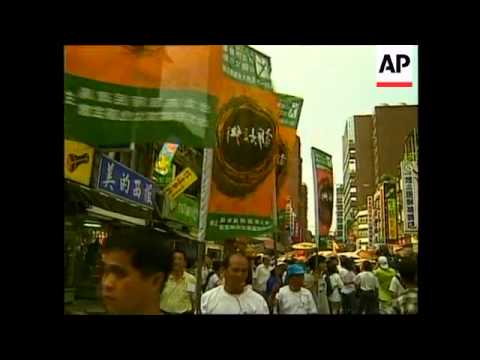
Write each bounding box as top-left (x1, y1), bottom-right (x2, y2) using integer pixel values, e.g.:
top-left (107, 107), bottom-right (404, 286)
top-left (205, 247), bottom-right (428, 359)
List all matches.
top-left (373, 104), bottom-right (418, 185)
top-left (355, 209), bottom-right (369, 250)
top-left (342, 115), bottom-right (375, 246)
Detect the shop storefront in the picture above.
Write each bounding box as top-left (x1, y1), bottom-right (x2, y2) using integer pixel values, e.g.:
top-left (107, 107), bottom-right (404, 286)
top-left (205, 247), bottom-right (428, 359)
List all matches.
top-left (64, 140), bottom-right (157, 306)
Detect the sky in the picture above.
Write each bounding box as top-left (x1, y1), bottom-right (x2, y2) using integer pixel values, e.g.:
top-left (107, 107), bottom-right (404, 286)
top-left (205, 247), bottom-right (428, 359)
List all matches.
top-left (250, 45), bottom-right (418, 235)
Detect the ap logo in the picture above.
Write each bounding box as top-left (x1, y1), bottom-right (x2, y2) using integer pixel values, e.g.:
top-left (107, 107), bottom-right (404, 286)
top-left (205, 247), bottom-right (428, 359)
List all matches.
top-left (376, 45), bottom-right (414, 87)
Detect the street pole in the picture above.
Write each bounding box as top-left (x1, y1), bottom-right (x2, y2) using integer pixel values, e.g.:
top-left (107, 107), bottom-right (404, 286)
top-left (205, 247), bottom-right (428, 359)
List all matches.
top-left (272, 171), bottom-right (278, 264)
top-left (195, 148), bottom-right (213, 314)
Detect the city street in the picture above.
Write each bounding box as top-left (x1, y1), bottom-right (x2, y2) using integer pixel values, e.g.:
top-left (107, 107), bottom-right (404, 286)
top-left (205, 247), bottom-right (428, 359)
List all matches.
top-left (64, 45), bottom-right (418, 315)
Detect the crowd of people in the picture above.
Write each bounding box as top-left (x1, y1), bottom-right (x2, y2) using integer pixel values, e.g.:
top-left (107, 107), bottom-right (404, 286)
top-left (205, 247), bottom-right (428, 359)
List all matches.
top-left (92, 226), bottom-right (417, 315)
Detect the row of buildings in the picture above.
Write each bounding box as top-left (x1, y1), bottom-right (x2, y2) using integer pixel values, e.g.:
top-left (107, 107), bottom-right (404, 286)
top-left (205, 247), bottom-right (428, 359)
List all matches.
top-left (336, 104), bottom-right (418, 252)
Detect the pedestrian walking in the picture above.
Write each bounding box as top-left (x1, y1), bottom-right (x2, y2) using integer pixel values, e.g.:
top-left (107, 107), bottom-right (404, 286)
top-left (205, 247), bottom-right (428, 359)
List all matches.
top-left (326, 260), bottom-right (344, 314)
top-left (266, 262), bottom-right (286, 308)
top-left (313, 256), bottom-right (330, 314)
top-left (101, 227), bottom-right (173, 315)
top-left (203, 260), bottom-right (223, 293)
top-left (254, 255), bottom-right (273, 298)
top-left (201, 255), bottom-right (213, 289)
top-left (274, 264), bottom-right (318, 314)
top-left (160, 249), bottom-right (197, 314)
top-left (374, 256), bottom-right (397, 314)
top-left (389, 270), bottom-right (406, 299)
top-left (388, 256), bottom-right (418, 314)
top-left (200, 253), bottom-right (269, 314)
top-left (354, 260), bottom-right (379, 314)
top-left (340, 258), bottom-right (357, 314)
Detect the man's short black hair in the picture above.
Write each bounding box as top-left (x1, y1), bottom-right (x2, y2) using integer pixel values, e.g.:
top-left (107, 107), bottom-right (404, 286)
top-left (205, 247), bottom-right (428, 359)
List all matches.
top-left (363, 260), bottom-right (373, 272)
top-left (103, 226), bottom-right (173, 277)
top-left (173, 249), bottom-right (188, 261)
top-left (223, 252), bottom-right (249, 269)
top-left (212, 260), bottom-right (223, 272)
top-left (317, 255), bottom-right (326, 264)
top-left (398, 256), bottom-right (417, 283)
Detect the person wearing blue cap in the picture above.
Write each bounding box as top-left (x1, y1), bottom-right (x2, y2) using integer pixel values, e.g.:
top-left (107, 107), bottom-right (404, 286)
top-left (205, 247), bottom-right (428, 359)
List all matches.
top-left (273, 263), bottom-right (318, 314)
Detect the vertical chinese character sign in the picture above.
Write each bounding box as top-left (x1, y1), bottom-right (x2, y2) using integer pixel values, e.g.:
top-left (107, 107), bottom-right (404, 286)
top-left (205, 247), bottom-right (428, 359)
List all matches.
top-left (206, 46), bottom-right (281, 241)
top-left (64, 46), bottom-right (218, 148)
top-left (367, 196), bottom-right (373, 244)
top-left (384, 182), bottom-right (398, 242)
top-left (401, 160), bottom-right (418, 233)
top-left (311, 147), bottom-right (334, 244)
top-left (275, 93), bottom-right (304, 238)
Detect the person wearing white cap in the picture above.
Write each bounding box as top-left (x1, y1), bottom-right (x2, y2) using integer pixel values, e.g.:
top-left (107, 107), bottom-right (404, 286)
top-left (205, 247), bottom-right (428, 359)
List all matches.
top-left (273, 264), bottom-right (318, 315)
top-left (374, 256), bottom-right (397, 314)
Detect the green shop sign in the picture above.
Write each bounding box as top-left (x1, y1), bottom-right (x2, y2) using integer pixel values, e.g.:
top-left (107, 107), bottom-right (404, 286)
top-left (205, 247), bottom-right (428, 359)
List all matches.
top-left (165, 193), bottom-right (199, 228)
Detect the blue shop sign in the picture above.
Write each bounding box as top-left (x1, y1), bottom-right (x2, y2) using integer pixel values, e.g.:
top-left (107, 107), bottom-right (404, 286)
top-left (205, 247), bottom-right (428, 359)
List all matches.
top-left (96, 154), bottom-right (155, 208)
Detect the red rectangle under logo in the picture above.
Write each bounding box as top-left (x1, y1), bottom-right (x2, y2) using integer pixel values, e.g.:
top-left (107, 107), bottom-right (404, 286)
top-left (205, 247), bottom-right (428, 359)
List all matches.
top-left (376, 82), bottom-right (413, 87)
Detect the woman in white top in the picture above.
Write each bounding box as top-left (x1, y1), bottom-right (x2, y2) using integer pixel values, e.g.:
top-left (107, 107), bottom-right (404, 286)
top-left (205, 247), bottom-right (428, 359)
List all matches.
top-left (313, 256), bottom-right (330, 314)
top-left (327, 260), bottom-right (344, 315)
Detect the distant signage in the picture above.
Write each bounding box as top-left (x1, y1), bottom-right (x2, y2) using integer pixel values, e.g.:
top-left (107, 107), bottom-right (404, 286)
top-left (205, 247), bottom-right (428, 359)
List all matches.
top-left (96, 154), bottom-right (155, 208)
top-left (165, 193), bottom-right (199, 228)
top-left (367, 196), bottom-right (373, 243)
top-left (164, 167), bottom-right (198, 201)
top-left (384, 182), bottom-right (398, 242)
top-left (401, 161), bottom-right (418, 233)
top-left (64, 139), bottom-right (95, 186)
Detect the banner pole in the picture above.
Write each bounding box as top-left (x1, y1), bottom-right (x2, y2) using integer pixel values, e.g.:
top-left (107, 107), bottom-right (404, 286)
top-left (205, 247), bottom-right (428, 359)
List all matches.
top-left (273, 171), bottom-right (278, 264)
top-left (195, 148), bottom-right (214, 314)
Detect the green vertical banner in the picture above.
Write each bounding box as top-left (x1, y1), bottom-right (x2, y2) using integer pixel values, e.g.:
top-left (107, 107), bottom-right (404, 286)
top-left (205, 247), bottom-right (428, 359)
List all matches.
top-left (275, 93), bottom-right (303, 244)
top-left (311, 147), bottom-right (334, 244)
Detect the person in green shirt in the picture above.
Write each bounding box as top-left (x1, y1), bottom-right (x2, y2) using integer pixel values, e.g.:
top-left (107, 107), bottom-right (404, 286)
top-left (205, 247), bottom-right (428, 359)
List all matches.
top-left (374, 256), bottom-right (397, 314)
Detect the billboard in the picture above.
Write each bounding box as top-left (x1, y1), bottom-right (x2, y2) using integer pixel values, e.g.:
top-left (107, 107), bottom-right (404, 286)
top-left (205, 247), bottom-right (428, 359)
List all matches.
top-left (311, 147), bottom-right (334, 241)
top-left (206, 46), bottom-right (281, 241)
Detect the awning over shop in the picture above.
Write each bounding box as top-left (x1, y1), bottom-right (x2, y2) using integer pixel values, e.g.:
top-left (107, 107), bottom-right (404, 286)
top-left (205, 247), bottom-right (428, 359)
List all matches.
top-left (65, 180), bottom-right (152, 222)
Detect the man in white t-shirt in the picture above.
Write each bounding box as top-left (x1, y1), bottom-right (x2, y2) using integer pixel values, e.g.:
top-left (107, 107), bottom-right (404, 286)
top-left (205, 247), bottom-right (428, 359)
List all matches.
top-left (274, 264), bottom-right (318, 315)
top-left (201, 253), bottom-right (269, 315)
top-left (254, 256), bottom-right (273, 296)
top-left (354, 260), bottom-right (379, 314)
top-left (389, 273), bottom-right (406, 299)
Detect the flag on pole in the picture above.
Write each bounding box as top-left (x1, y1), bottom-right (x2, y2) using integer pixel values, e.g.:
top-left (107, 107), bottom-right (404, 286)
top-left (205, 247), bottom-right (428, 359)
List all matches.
top-left (206, 46), bottom-right (281, 241)
top-left (275, 93), bottom-right (304, 236)
top-left (311, 147), bottom-right (334, 245)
